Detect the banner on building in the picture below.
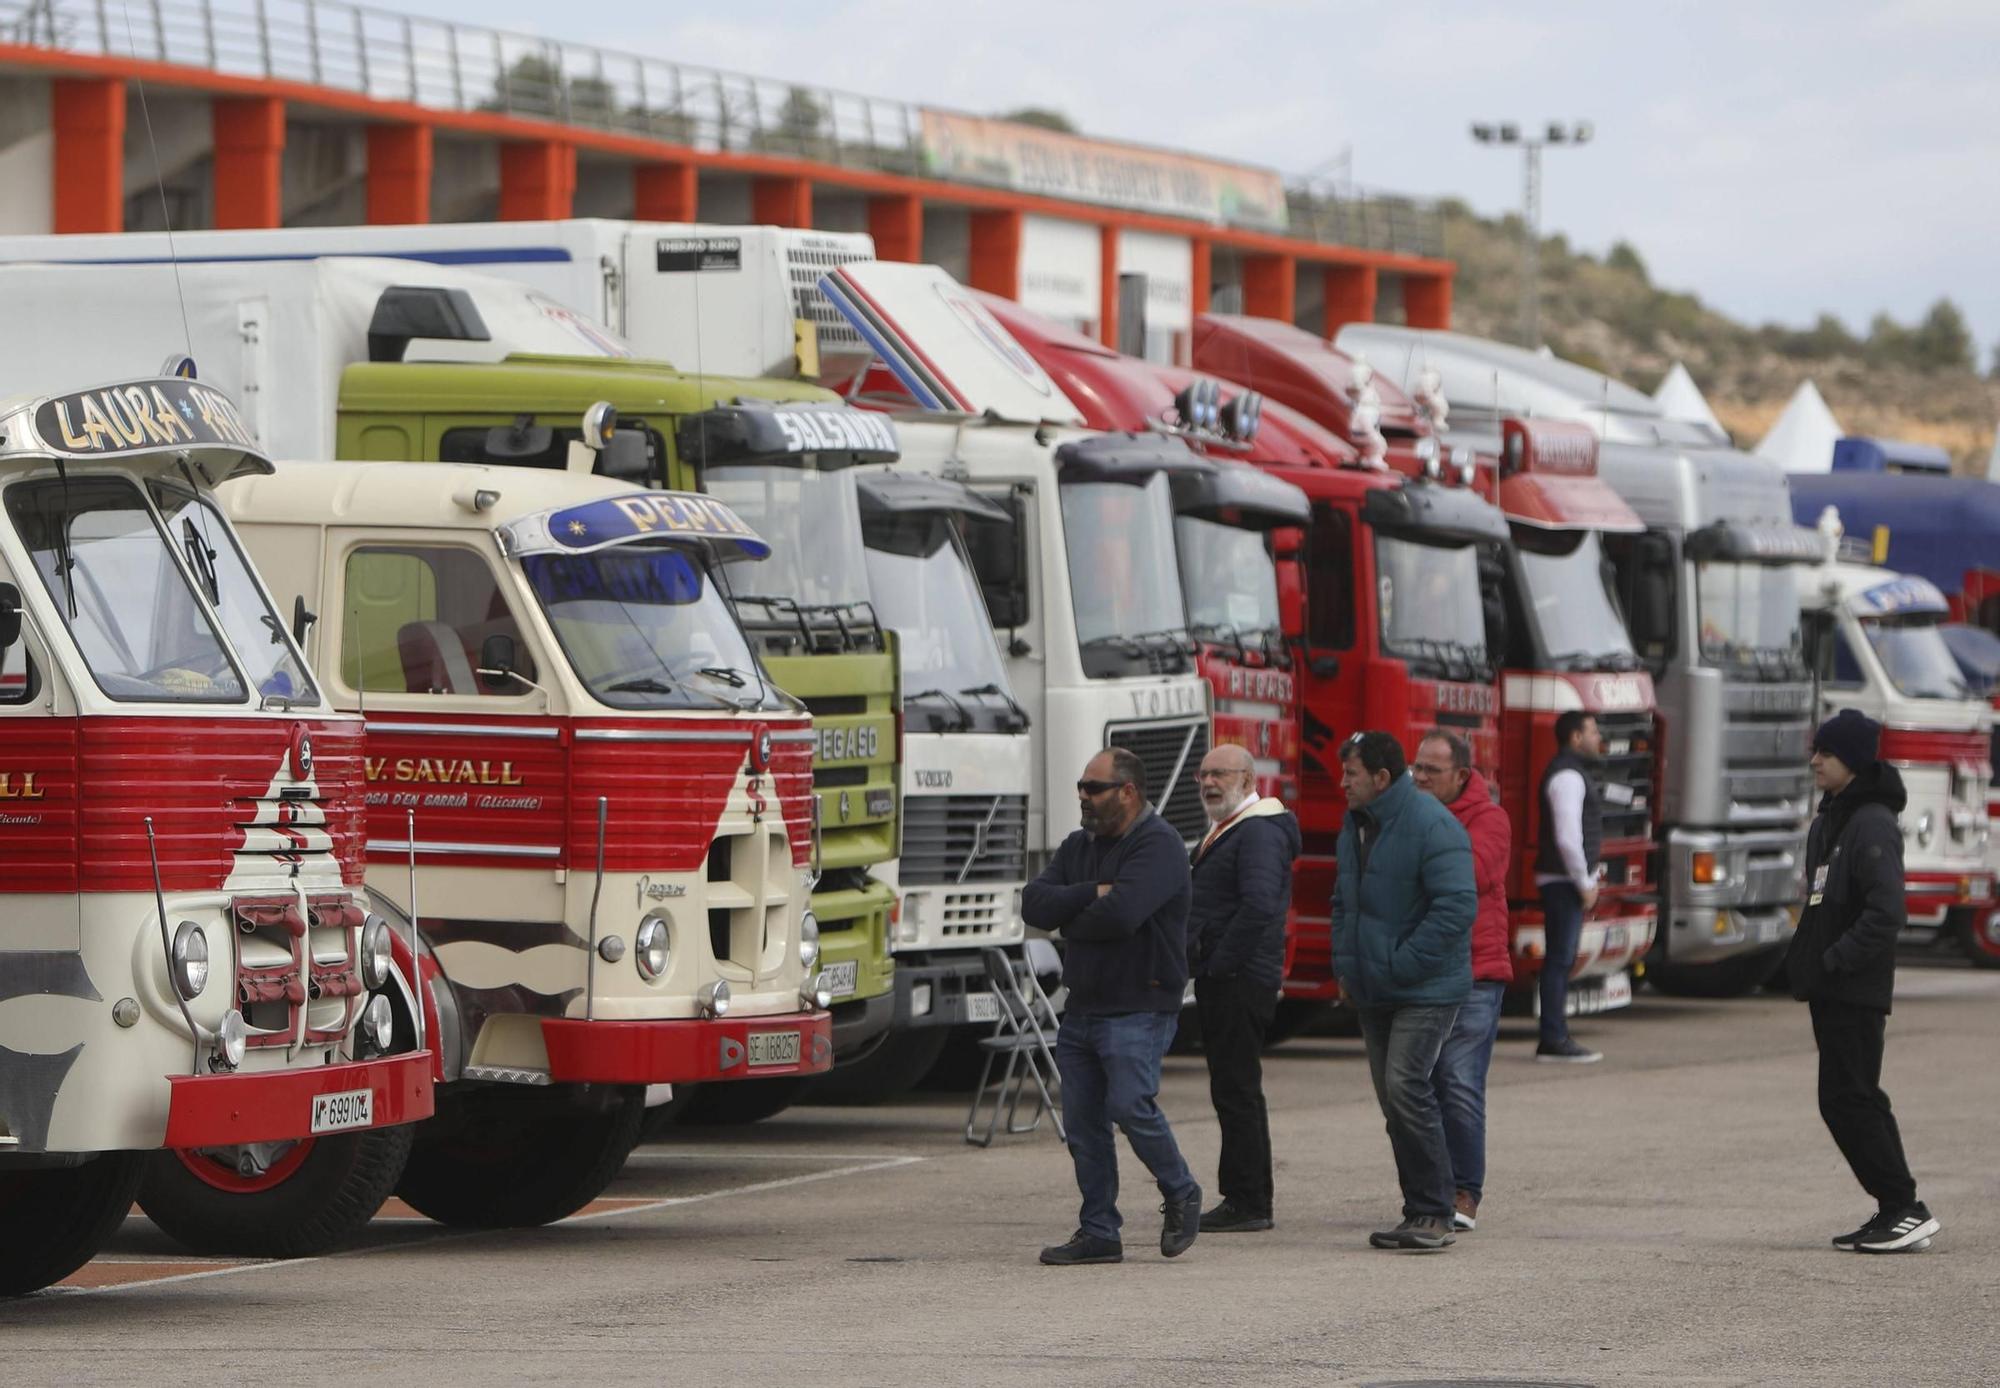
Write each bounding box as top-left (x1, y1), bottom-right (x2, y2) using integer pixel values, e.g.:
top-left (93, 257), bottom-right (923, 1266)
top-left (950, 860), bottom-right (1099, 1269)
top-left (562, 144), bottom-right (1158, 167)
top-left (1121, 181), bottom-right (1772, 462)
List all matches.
top-left (918, 110), bottom-right (1290, 231)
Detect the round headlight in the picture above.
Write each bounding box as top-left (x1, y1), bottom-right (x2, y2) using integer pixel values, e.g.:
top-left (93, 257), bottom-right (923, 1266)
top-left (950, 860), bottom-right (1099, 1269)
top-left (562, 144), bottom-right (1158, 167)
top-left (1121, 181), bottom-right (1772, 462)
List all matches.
top-left (635, 914), bottom-right (670, 981)
top-left (216, 1009), bottom-right (248, 1070)
top-left (171, 921), bottom-right (209, 1001)
top-left (698, 979), bottom-right (731, 1018)
top-left (359, 915), bottom-right (393, 991)
top-left (1917, 811), bottom-right (1936, 848)
top-left (798, 910), bottom-right (821, 972)
top-left (363, 992), bottom-right (395, 1051)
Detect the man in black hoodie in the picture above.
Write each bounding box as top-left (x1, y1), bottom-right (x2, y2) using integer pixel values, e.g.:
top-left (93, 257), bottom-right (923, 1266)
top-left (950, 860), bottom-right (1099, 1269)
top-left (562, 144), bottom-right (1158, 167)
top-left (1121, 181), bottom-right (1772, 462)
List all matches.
top-left (1025, 747), bottom-right (1200, 1266)
top-left (1789, 708), bottom-right (1941, 1254)
top-left (1186, 743), bottom-right (1300, 1234)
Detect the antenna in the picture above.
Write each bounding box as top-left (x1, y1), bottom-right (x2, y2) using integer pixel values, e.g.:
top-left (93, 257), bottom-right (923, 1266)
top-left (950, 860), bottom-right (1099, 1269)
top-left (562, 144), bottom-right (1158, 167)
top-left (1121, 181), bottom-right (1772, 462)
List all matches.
top-left (119, 2), bottom-right (194, 363)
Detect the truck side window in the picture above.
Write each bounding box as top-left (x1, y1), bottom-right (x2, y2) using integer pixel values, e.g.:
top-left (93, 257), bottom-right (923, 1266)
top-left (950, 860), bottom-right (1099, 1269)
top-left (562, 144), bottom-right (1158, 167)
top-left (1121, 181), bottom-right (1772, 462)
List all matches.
top-left (0, 642), bottom-right (34, 706)
top-left (439, 424), bottom-right (664, 484)
top-left (341, 546), bottom-right (537, 696)
top-left (960, 488), bottom-right (1031, 630)
top-left (1828, 628), bottom-right (1864, 688)
top-left (1305, 505), bottom-right (1354, 650)
top-left (1802, 611), bottom-right (1863, 689)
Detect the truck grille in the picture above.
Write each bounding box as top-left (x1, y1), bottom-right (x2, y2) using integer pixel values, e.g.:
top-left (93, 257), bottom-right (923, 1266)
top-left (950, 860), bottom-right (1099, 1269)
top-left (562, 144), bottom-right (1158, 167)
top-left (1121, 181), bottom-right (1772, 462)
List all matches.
top-left (1594, 711), bottom-right (1657, 842)
top-left (1721, 693), bottom-right (1815, 825)
top-left (1105, 719), bottom-right (1210, 843)
top-left (902, 794), bottom-right (1029, 885)
top-left (936, 888), bottom-right (1014, 942)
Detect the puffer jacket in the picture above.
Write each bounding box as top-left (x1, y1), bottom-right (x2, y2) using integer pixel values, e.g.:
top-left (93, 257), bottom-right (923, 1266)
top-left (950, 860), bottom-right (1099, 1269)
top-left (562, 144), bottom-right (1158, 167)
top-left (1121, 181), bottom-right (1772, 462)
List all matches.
top-left (1444, 770), bottom-right (1514, 985)
top-left (1788, 761), bottom-right (1907, 1012)
top-left (1330, 772), bottom-right (1476, 1008)
top-left (1187, 797), bottom-right (1301, 989)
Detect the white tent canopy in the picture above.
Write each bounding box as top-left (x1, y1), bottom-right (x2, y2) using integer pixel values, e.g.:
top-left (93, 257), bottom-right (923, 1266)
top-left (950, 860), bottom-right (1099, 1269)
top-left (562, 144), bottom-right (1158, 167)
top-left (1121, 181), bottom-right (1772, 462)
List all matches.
top-left (1985, 421), bottom-right (2000, 483)
top-left (1653, 361), bottom-right (1726, 436)
top-left (1755, 380), bottom-right (1843, 473)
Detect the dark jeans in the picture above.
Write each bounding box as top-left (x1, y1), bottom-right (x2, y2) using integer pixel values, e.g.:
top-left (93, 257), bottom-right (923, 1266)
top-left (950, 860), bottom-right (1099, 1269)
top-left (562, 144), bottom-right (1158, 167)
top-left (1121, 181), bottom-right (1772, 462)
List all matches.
top-left (1357, 1003), bottom-right (1460, 1220)
top-left (1538, 880), bottom-right (1584, 1045)
top-left (1054, 1009), bottom-right (1197, 1242)
top-left (1195, 974), bottom-right (1277, 1216)
top-left (1432, 979), bottom-right (1506, 1201)
top-left (1810, 997), bottom-right (1918, 1210)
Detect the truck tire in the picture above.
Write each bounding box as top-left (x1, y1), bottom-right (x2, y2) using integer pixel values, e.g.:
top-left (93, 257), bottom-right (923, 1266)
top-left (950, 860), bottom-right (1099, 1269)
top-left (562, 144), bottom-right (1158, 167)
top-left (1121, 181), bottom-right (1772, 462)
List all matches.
top-left (0, 1152), bottom-right (144, 1296)
top-left (804, 1028), bottom-right (950, 1105)
top-left (396, 1086), bottom-right (645, 1228)
top-left (1645, 947), bottom-right (1785, 998)
top-left (136, 1126), bottom-right (414, 1259)
top-left (676, 1077), bottom-right (808, 1125)
top-left (1963, 909), bottom-right (2000, 969)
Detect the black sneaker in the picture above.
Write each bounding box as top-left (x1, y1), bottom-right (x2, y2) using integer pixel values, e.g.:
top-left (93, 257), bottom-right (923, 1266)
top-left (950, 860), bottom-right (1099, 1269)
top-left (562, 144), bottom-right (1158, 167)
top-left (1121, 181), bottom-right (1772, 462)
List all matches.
top-left (1039, 1230), bottom-right (1123, 1265)
top-left (1832, 1210), bottom-right (1892, 1250)
top-left (1855, 1203), bottom-right (1940, 1254)
top-left (1368, 1215), bottom-right (1456, 1250)
top-left (1201, 1199), bottom-right (1273, 1233)
top-left (1536, 1038), bottom-right (1603, 1064)
top-left (1160, 1184), bottom-right (1202, 1257)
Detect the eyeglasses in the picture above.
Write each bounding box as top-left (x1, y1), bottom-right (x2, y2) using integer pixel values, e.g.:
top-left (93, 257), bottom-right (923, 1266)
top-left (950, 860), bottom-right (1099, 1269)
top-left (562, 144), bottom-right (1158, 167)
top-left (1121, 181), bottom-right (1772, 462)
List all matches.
top-left (1410, 761), bottom-right (1454, 777)
top-left (1076, 779), bottom-right (1130, 796)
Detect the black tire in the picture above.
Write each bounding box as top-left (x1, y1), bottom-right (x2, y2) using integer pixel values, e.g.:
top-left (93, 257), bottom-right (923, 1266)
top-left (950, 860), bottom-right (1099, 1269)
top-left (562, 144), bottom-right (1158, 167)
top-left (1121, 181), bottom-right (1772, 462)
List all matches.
top-left (397, 1086), bottom-right (645, 1228)
top-left (1962, 909), bottom-right (2000, 969)
top-left (1265, 999), bottom-right (1331, 1046)
top-left (676, 1076), bottom-right (808, 1125)
top-left (1646, 947), bottom-right (1785, 999)
top-left (136, 1125), bottom-right (414, 1259)
top-left (0, 1152), bottom-right (145, 1296)
top-left (803, 1027), bottom-right (951, 1106)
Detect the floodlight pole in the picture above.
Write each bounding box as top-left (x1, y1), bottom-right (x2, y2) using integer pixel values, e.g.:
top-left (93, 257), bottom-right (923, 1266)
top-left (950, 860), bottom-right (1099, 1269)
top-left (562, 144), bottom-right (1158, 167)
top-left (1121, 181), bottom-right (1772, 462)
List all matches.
top-left (1471, 121), bottom-right (1592, 349)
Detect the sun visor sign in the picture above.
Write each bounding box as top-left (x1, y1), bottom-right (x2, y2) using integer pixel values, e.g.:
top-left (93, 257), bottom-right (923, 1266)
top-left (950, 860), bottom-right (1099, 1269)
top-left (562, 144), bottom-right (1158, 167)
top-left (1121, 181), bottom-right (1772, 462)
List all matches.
top-left (678, 404), bottom-right (900, 467)
top-left (30, 378), bottom-right (261, 458)
top-left (501, 490), bottom-right (771, 560)
top-left (1854, 574), bottom-right (1947, 616)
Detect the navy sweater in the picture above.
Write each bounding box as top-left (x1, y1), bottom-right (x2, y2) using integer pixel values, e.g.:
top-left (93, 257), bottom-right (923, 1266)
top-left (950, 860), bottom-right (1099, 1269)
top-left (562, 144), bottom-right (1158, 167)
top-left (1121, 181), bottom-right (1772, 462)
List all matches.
top-left (1022, 807), bottom-right (1192, 1015)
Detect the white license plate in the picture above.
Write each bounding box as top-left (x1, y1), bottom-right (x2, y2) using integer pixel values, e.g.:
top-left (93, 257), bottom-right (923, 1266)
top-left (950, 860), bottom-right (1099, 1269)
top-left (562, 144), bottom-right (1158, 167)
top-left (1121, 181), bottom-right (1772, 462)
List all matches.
top-left (747, 1030), bottom-right (801, 1067)
top-left (820, 961), bottom-right (858, 998)
top-left (310, 1088), bottom-right (373, 1134)
top-left (1605, 971), bottom-right (1633, 1009)
top-left (965, 991), bottom-right (1000, 1024)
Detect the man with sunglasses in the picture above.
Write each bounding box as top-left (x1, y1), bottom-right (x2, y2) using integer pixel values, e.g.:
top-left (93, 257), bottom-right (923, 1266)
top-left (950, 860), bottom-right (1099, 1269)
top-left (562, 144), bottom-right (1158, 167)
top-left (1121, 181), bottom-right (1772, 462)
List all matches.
top-left (1025, 747), bottom-right (1201, 1266)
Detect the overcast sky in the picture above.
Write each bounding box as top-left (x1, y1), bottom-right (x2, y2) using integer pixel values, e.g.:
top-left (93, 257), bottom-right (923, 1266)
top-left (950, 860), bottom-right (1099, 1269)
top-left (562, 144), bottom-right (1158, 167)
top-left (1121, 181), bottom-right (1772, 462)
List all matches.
top-left (398, 0), bottom-right (2000, 362)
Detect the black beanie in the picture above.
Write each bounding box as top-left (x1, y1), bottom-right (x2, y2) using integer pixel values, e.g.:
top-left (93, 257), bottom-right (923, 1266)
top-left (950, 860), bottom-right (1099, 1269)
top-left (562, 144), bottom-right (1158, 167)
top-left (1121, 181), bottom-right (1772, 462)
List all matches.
top-left (1813, 707), bottom-right (1881, 773)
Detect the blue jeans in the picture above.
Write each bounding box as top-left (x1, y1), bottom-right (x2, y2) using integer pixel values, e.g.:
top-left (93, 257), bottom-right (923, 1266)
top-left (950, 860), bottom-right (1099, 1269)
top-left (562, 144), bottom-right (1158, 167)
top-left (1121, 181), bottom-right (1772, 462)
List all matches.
top-left (1357, 1003), bottom-right (1460, 1220)
top-left (1054, 1009), bottom-right (1197, 1242)
top-left (1538, 881), bottom-right (1584, 1046)
top-left (1431, 980), bottom-right (1505, 1201)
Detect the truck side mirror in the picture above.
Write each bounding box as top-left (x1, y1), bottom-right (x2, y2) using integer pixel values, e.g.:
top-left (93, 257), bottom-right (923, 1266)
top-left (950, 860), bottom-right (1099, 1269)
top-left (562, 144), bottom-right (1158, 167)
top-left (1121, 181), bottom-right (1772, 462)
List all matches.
top-left (595, 429), bottom-right (651, 483)
top-left (478, 634), bottom-right (520, 682)
top-left (291, 595), bottom-right (318, 649)
top-left (0, 583), bottom-right (19, 651)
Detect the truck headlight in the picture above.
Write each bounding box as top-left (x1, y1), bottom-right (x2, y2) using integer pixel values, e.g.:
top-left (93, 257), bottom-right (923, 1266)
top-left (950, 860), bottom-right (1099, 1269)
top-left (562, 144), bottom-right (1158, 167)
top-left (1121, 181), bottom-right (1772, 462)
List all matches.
top-left (801, 971), bottom-right (833, 1010)
top-left (1917, 811), bottom-right (1936, 849)
top-left (363, 992), bottom-right (395, 1051)
top-left (697, 979), bottom-right (731, 1018)
top-left (635, 914), bottom-right (670, 981)
top-left (215, 1009), bottom-right (248, 1070)
top-left (799, 910), bottom-right (821, 971)
top-left (359, 915), bottom-right (393, 991)
top-left (171, 921), bottom-right (209, 1001)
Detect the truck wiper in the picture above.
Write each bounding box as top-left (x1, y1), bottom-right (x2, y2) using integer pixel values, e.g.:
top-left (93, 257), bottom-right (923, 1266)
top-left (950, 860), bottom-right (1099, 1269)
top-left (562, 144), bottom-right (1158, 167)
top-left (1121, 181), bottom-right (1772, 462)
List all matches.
top-left (1190, 620), bottom-right (1249, 663)
top-left (906, 686), bottom-right (974, 732)
top-left (605, 677), bottom-right (680, 695)
top-left (1128, 628), bottom-right (1198, 657)
top-left (959, 682), bottom-right (1031, 730)
top-left (689, 665), bottom-right (748, 688)
top-left (1080, 634), bottom-right (1146, 658)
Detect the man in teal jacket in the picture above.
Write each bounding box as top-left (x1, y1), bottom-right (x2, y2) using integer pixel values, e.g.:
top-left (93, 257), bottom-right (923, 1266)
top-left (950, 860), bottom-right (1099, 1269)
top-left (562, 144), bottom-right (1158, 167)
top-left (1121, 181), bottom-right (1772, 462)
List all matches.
top-left (1330, 731), bottom-right (1476, 1251)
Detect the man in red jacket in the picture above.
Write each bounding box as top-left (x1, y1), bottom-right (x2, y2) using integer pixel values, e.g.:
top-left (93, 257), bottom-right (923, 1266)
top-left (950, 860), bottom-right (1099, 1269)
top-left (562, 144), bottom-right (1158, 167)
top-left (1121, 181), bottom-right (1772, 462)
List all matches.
top-left (1413, 730), bottom-right (1513, 1232)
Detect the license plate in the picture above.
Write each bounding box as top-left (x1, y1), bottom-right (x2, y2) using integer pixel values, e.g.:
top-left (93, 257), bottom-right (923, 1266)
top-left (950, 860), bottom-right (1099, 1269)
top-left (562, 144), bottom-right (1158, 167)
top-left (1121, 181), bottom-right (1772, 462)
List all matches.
top-left (820, 961), bottom-right (858, 998)
top-left (1604, 972), bottom-right (1634, 1009)
top-left (965, 991), bottom-right (1000, 1024)
top-left (746, 1030), bottom-right (801, 1067)
top-left (310, 1088), bottom-right (373, 1134)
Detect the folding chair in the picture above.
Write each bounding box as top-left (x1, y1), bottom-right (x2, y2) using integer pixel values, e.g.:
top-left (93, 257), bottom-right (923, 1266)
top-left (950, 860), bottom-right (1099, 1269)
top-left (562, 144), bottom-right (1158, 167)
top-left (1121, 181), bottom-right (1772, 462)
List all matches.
top-left (964, 940), bottom-right (1066, 1148)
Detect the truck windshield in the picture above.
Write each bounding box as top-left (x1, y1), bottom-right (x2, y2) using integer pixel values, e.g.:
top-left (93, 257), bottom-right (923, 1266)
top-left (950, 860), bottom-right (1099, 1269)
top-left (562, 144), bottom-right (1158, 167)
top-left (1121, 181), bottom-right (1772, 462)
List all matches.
top-left (1514, 529), bottom-right (1637, 670)
top-left (1376, 535), bottom-right (1488, 679)
top-left (1697, 560), bottom-right (1806, 675)
top-left (1861, 615), bottom-right (1971, 700)
top-left (863, 512), bottom-right (1018, 726)
top-left (5, 475), bottom-right (246, 703)
top-left (1175, 516), bottom-right (1282, 657)
top-left (520, 547), bottom-right (788, 711)
top-left (704, 465), bottom-right (878, 648)
top-left (150, 479), bottom-right (319, 706)
top-left (1061, 474), bottom-right (1190, 677)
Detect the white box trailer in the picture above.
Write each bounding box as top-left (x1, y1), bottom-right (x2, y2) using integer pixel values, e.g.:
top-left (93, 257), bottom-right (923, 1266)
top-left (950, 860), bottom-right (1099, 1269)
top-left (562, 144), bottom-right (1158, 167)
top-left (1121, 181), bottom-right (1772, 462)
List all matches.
top-left (0, 221), bottom-right (875, 382)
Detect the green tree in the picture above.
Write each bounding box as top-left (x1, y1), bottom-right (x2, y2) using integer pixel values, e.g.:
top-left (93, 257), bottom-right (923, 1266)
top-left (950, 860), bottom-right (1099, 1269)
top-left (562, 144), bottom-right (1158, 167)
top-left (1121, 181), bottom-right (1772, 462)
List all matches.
top-left (774, 87), bottom-right (826, 142)
top-left (1605, 240), bottom-right (1649, 282)
top-left (1864, 311), bottom-right (1910, 366)
top-left (996, 107), bottom-right (1078, 133)
top-left (1907, 297), bottom-right (1975, 371)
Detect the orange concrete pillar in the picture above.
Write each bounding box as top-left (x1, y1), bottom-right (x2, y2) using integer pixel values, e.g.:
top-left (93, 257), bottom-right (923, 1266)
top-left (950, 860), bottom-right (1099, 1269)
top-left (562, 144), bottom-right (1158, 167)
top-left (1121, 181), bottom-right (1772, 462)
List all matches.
top-left (211, 95), bottom-right (286, 229)
top-left (1190, 238), bottom-right (1211, 317)
top-left (52, 77), bottom-right (125, 233)
top-left (1098, 225), bottom-right (1121, 348)
top-left (634, 161), bottom-right (698, 221)
top-left (1403, 272), bottom-right (1454, 329)
top-left (752, 175), bottom-right (812, 228)
top-left (499, 139), bottom-right (575, 221)
top-left (1243, 253), bottom-right (1296, 324)
top-left (366, 123), bottom-right (432, 226)
top-left (868, 193), bottom-right (923, 262)
top-left (967, 208), bottom-right (1022, 299)
top-left (1322, 264), bottom-right (1378, 331)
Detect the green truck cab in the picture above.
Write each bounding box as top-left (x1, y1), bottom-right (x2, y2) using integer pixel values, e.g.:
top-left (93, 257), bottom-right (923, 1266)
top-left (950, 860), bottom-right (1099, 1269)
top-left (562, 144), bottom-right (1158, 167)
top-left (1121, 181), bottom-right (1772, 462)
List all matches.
top-left (333, 355), bottom-right (900, 1108)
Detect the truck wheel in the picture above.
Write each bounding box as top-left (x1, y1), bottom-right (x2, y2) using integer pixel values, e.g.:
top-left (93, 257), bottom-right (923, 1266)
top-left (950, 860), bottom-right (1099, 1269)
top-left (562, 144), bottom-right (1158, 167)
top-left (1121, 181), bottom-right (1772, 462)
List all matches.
top-left (805, 1028), bottom-right (951, 1105)
top-left (1264, 1000), bottom-right (1331, 1046)
top-left (396, 1087), bottom-right (645, 1228)
top-left (1646, 948), bottom-right (1785, 998)
top-left (676, 1077), bottom-right (808, 1125)
top-left (0, 1152), bottom-right (144, 1296)
top-left (1963, 909), bottom-right (2000, 969)
top-left (136, 1126), bottom-right (414, 1258)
